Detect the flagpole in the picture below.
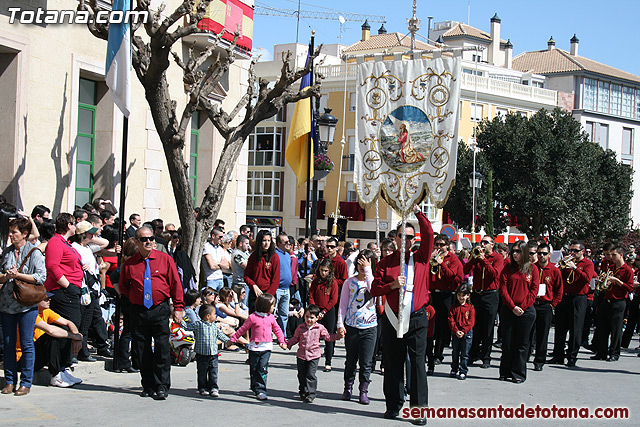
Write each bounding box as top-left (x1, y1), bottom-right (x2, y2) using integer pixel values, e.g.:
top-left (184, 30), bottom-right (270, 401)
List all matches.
top-left (304, 32), bottom-right (315, 238)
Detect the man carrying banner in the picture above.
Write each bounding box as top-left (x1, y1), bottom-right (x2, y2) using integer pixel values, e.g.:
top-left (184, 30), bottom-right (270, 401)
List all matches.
top-left (372, 205), bottom-right (433, 425)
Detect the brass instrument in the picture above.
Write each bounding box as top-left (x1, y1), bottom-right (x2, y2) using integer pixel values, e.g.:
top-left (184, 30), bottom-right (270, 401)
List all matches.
top-left (557, 256), bottom-right (575, 269)
top-left (595, 270), bottom-right (613, 292)
top-left (470, 246), bottom-right (484, 259)
top-left (430, 249), bottom-right (446, 274)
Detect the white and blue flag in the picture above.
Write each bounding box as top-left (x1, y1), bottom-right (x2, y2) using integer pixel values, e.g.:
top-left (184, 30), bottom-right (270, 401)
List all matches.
top-left (105, 0), bottom-right (131, 117)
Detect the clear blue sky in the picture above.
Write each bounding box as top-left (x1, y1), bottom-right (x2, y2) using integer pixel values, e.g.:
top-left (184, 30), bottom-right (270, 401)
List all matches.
top-left (252, 0), bottom-right (639, 77)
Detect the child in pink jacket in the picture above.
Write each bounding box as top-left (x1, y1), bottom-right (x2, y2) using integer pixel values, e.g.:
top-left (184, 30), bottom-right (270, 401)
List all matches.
top-left (231, 293), bottom-right (286, 400)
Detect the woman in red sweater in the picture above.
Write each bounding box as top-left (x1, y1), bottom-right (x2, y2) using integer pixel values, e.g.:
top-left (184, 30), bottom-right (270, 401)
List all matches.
top-left (244, 230), bottom-right (280, 313)
top-left (308, 258), bottom-right (339, 371)
top-left (498, 241), bottom-right (539, 384)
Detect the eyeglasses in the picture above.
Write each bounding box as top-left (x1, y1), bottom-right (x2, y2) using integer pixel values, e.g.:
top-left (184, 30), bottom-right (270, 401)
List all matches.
top-left (480, 240), bottom-right (492, 245)
top-left (137, 236), bottom-right (155, 243)
top-left (326, 245), bottom-right (337, 249)
top-left (398, 234), bottom-right (415, 240)
top-left (529, 252), bottom-right (537, 255)
top-left (537, 252), bottom-right (549, 256)
top-left (512, 249), bottom-right (522, 254)
top-left (568, 248), bottom-right (582, 253)
top-left (434, 242), bottom-right (447, 247)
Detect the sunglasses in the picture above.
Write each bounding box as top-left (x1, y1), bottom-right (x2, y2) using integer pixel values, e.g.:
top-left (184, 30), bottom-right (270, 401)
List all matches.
top-left (326, 245), bottom-right (337, 249)
top-left (398, 234), bottom-right (415, 240)
top-left (537, 251), bottom-right (549, 256)
top-left (568, 248), bottom-right (582, 253)
top-left (434, 242), bottom-right (447, 247)
top-left (480, 240), bottom-right (492, 245)
top-left (512, 249), bottom-right (522, 254)
top-left (137, 236), bottom-right (155, 243)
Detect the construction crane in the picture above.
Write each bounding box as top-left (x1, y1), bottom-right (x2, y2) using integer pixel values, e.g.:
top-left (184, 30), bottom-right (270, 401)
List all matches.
top-left (254, 2), bottom-right (386, 43)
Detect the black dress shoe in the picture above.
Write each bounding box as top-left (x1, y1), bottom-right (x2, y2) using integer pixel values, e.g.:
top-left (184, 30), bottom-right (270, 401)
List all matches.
top-left (512, 378), bottom-right (524, 384)
top-left (383, 410), bottom-right (399, 419)
top-left (140, 388), bottom-right (154, 398)
top-left (97, 348), bottom-right (114, 358)
top-left (547, 357), bottom-right (564, 364)
top-left (590, 354), bottom-right (606, 360)
top-left (481, 362), bottom-right (490, 369)
top-left (411, 418), bottom-right (427, 425)
top-left (607, 355), bottom-right (619, 362)
top-left (433, 359), bottom-right (441, 365)
top-left (153, 386), bottom-right (168, 400)
top-left (78, 355), bottom-right (97, 362)
top-left (116, 366), bottom-right (140, 373)
top-left (566, 360), bottom-right (576, 367)
top-left (533, 364), bottom-right (543, 371)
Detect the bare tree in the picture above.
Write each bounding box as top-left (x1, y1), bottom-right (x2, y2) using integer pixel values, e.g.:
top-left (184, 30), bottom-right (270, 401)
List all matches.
top-left (78, 0), bottom-right (321, 272)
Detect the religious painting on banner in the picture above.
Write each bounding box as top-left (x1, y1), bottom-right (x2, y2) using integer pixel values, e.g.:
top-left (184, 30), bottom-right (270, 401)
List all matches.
top-left (354, 54), bottom-right (462, 215)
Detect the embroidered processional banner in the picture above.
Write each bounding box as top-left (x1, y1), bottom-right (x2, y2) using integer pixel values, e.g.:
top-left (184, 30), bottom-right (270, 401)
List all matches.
top-left (355, 55), bottom-right (462, 215)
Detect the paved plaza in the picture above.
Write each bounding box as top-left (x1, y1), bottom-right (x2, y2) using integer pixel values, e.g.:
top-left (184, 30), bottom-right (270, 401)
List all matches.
top-left (0, 331), bottom-right (637, 426)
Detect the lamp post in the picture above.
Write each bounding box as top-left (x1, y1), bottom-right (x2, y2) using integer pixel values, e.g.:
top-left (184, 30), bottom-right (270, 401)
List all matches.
top-left (469, 170), bottom-right (483, 244)
top-left (309, 107), bottom-right (338, 235)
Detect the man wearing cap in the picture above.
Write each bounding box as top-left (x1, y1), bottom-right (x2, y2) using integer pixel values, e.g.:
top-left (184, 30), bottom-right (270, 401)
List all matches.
top-left (119, 225), bottom-right (184, 400)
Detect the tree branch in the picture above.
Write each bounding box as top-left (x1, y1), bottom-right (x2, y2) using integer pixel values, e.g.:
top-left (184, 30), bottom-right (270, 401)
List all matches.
top-left (77, 0), bottom-right (108, 41)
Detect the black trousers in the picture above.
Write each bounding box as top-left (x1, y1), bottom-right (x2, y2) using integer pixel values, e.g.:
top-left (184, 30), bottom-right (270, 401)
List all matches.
top-left (553, 294), bottom-right (587, 362)
top-left (531, 302), bottom-right (553, 365)
top-left (380, 308), bottom-right (428, 414)
top-left (432, 292), bottom-right (454, 361)
top-left (49, 286), bottom-right (82, 329)
top-left (621, 296), bottom-right (639, 348)
top-left (249, 350), bottom-right (271, 395)
top-left (296, 357), bottom-right (319, 397)
top-left (344, 325), bottom-right (376, 385)
top-left (470, 290), bottom-right (499, 363)
top-left (595, 299), bottom-right (626, 358)
top-left (79, 295), bottom-right (109, 358)
top-left (319, 306), bottom-right (337, 366)
top-left (130, 300), bottom-right (172, 391)
top-left (34, 334), bottom-right (72, 375)
top-left (500, 306), bottom-right (536, 381)
top-left (116, 296), bottom-right (137, 369)
top-left (582, 297), bottom-right (595, 345)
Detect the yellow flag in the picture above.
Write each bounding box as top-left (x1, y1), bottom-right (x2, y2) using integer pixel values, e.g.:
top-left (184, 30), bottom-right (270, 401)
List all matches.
top-left (286, 95), bottom-right (314, 187)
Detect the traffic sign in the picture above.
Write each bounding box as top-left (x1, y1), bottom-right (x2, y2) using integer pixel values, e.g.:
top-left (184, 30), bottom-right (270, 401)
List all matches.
top-left (440, 224), bottom-right (457, 241)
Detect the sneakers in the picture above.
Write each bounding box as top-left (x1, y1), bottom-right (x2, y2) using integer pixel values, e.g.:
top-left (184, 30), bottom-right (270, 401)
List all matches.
top-left (457, 373), bottom-right (467, 380)
top-left (63, 368), bottom-right (82, 385)
top-left (50, 372), bottom-right (73, 388)
top-left (210, 389), bottom-right (219, 398)
top-left (256, 392), bottom-right (268, 400)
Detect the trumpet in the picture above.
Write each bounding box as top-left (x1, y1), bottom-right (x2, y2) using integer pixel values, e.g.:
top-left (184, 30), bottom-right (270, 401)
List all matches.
top-left (595, 270), bottom-right (613, 292)
top-left (470, 246), bottom-right (484, 259)
top-left (557, 256), bottom-right (575, 269)
top-left (430, 249), bottom-right (447, 274)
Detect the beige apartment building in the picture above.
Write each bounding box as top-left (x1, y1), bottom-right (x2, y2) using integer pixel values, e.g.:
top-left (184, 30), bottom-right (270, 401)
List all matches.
top-left (0, 0), bottom-right (251, 229)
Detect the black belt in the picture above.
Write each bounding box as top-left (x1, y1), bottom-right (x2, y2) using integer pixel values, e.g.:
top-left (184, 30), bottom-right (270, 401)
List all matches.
top-left (534, 300), bottom-right (550, 306)
top-left (434, 290), bottom-right (455, 294)
top-left (473, 289), bottom-right (498, 294)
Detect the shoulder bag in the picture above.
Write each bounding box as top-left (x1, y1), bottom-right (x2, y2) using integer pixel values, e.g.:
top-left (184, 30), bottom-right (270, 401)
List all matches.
top-left (13, 247), bottom-right (47, 306)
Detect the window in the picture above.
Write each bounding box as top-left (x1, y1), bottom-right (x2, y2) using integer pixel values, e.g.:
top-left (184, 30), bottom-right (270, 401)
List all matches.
top-left (599, 123), bottom-right (609, 149)
top-left (419, 199), bottom-right (437, 221)
top-left (346, 182), bottom-right (357, 202)
top-left (76, 78), bottom-right (96, 207)
top-left (246, 171), bottom-right (283, 212)
top-left (349, 92), bottom-right (356, 112)
top-left (496, 108), bottom-right (508, 121)
top-left (471, 103), bottom-right (483, 122)
top-left (622, 128), bottom-right (633, 156)
top-left (342, 135), bottom-right (356, 171)
top-left (585, 121), bottom-right (595, 142)
top-left (610, 84), bottom-right (622, 116)
top-left (189, 111), bottom-right (200, 206)
top-left (622, 87), bottom-right (634, 118)
top-left (532, 81), bottom-right (544, 88)
top-left (636, 89), bottom-right (640, 119)
top-left (585, 121), bottom-right (608, 149)
top-left (583, 78), bottom-right (597, 111)
top-left (462, 68), bottom-right (483, 76)
top-left (598, 81), bottom-right (610, 113)
top-left (248, 127), bottom-right (284, 166)
top-left (472, 54), bottom-right (482, 62)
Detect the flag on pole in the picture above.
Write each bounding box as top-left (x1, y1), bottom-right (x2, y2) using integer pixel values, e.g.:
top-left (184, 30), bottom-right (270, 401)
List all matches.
top-left (105, 0), bottom-right (132, 117)
top-left (286, 51), bottom-right (314, 187)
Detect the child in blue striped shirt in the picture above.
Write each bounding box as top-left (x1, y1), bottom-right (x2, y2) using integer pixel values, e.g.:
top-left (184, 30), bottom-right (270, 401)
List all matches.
top-left (182, 304), bottom-right (229, 397)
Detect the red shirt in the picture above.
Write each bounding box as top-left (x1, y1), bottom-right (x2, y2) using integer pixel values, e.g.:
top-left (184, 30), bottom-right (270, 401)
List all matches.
top-left (372, 211), bottom-right (434, 313)
top-left (448, 302), bottom-right (475, 334)
top-left (308, 278), bottom-right (339, 313)
top-left (561, 257), bottom-right (596, 295)
top-left (463, 251), bottom-right (504, 292)
top-left (499, 264), bottom-right (540, 311)
top-left (604, 263), bottom-right (634, 300)
top-left (44, 234), bottom-right (84, 290)
top-left (600, 259), bottom-right (614, 273)
top-left (535, 262), bottom-right (563, 306)
top-left (103, 255), bottom-right (118, 289)
top-left (425, 305), bottom-right (436, 338)
top-left (430, 251), bottom-right (463, 292)
top-left (244, 252), bottom-right (280, 296)
top-left (119, 250), bottom-right (184, 311)
top-left (327, 254), bottom-right (348, 287)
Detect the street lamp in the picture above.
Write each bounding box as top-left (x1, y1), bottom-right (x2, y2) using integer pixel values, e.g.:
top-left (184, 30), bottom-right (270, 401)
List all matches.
top-left (308, 107), bottom-right (339, 236)
top-left (469, 170), bottom-right (483, 244)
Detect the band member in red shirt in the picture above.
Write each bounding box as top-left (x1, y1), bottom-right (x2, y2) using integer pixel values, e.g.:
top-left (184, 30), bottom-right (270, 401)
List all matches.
top-left (119, 225), bottom-right (184, 400)
top-left (531, 242), bottom-right (562, 371)
top-left (621, 255), bottom-right (640, 349)
top-left (463, 235), bottom-right (504, 368)
top-left (429, 234), bottom-right (463, 368)
top-left (591, 246), bottom-right (634, 362)
top-left (549, 241), bottom-right (596, 368)
top-left (372, 205), bottom-right (433, 424)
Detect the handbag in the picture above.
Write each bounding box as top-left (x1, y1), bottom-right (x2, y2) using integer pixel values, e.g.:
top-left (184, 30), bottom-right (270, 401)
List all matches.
top-left (12, 247), bottom-right (47, 306)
